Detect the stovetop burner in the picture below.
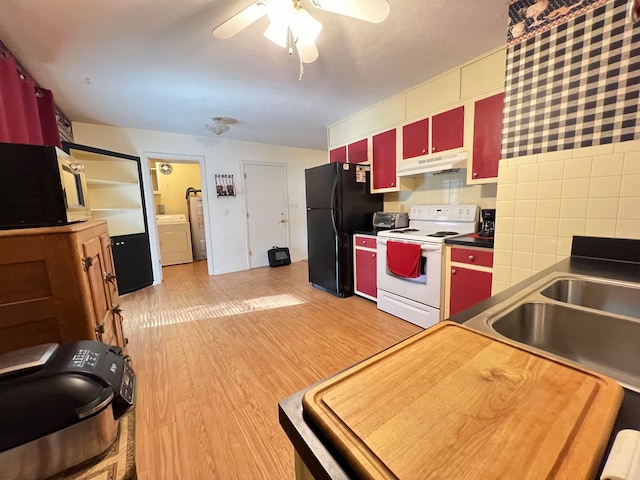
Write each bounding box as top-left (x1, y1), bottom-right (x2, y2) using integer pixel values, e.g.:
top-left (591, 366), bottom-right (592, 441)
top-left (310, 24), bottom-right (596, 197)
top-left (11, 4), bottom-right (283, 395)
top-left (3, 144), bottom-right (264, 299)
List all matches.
top-left (389, 228), bottom-right (419, 233)
top-left (427, 231), bottom-right (459, 238)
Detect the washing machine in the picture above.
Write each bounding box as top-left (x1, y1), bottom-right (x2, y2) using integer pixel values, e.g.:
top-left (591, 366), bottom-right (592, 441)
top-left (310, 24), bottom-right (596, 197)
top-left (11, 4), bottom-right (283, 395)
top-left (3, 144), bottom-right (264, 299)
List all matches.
top-left (156, 214), bottom-right (194, 266)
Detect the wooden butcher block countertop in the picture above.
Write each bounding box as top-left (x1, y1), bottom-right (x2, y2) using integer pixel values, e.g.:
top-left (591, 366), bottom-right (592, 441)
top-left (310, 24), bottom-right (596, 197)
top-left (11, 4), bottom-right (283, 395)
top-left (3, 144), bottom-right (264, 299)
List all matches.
top-left (302, 322), bottom-right (623, 480)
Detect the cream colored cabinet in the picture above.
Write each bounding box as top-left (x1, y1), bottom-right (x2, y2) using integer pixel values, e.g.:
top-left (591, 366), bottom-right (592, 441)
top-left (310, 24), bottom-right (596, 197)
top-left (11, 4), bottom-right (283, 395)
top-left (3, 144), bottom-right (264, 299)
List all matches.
top-left (0, 220), bottom-right (127, 355)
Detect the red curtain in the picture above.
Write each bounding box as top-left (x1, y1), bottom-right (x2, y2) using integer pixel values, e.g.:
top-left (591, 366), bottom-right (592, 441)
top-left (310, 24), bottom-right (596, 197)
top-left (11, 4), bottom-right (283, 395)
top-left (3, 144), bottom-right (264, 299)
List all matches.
top-left (19, 69), bottom-right (43, 145)
top-left (36, 87), bottom-right (61, 147)
top-left (0, 51), bottom-right (30, 143)
top-left (0, 48), bottom-right (59, 146)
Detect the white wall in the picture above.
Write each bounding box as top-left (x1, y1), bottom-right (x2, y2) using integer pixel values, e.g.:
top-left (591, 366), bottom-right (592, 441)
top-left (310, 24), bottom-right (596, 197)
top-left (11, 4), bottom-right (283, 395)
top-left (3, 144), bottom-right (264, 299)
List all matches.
top-left (72, 122), bottom-right (325, 278)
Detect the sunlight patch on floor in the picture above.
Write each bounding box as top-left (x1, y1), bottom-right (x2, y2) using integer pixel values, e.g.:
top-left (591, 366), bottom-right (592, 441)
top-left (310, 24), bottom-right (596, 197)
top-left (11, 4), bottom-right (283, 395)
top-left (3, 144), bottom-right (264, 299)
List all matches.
top-left (135, 293), bottom-right (306, 327)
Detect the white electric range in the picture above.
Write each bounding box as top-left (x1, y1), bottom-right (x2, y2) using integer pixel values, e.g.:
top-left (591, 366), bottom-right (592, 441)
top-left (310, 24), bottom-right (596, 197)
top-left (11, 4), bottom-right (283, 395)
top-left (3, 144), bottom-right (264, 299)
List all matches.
top-left (376, 204), bottom-right (479, 329)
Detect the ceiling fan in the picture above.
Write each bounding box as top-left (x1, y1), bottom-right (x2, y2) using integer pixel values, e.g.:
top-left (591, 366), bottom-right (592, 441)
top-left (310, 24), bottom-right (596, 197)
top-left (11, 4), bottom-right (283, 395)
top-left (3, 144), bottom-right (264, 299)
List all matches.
top-left (212, 0), bottom-right (390, 66)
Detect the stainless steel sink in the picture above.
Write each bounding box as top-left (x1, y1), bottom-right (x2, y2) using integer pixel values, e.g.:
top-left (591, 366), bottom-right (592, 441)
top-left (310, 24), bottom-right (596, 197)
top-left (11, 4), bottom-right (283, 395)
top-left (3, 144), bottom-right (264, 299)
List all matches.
top-left (492, 302), bottom-right (640, 388)
top-left (540, 278), bottom-right (640, 319)
top-left (464, 273), bottom-right (640, 392)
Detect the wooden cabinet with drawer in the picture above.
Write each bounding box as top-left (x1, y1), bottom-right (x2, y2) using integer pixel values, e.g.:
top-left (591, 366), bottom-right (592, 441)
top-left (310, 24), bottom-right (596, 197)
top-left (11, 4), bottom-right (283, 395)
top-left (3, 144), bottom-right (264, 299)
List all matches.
top-left (0, 220), bottom-right (127, 355)
top-left (353, 234), bottom-right (378, 301)
top-left (445, 245), bottom-right (494, 318)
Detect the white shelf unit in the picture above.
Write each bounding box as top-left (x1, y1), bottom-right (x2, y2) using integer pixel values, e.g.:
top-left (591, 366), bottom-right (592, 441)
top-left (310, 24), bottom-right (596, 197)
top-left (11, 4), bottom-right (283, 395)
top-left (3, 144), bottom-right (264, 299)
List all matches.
top-left (70, 149), bottom-right (146, 237)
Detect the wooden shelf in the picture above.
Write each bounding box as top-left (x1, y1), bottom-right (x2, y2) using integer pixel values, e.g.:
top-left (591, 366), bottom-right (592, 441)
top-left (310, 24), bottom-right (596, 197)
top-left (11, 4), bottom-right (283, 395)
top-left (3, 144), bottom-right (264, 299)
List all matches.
top-left (87, 178), bottom-right (138, 186)
top-left (91, 208), bottom-right (140, 212)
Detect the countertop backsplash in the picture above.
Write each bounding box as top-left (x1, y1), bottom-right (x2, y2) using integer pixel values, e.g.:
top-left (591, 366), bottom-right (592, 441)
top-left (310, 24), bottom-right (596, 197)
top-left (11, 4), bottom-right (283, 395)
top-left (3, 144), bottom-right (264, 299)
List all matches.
top-left (383, 170), bottom-right (497, 213)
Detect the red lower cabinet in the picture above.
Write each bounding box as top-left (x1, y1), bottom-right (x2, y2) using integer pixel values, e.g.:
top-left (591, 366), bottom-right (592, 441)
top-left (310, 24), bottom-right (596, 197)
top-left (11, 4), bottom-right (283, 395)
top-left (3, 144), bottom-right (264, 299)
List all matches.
top-left (449, 267), bottom-right (492, 316)
top-left (354, 234), bottom-right (377, 300)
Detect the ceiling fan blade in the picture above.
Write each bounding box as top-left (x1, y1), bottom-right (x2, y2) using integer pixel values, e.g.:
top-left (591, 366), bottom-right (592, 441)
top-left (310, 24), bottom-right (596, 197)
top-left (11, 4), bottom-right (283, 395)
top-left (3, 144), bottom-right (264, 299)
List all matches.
top-left (310, 0), bottom-right (390, 23)
top-left (296, 41), bottom-right (319, 64)
top-left (212, 1), bottom-right (268, 39)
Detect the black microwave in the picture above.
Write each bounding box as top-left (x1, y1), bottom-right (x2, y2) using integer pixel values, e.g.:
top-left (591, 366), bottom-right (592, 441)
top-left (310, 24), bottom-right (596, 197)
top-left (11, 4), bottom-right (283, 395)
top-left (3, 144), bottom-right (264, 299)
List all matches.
top-left (0, 142), bottom-right (91, 229)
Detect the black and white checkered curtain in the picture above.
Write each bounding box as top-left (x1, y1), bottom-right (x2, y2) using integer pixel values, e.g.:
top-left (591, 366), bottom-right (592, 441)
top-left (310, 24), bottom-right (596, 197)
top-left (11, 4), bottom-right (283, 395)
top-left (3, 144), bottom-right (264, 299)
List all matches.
top-left (502, 0), bottom-right (640, 159)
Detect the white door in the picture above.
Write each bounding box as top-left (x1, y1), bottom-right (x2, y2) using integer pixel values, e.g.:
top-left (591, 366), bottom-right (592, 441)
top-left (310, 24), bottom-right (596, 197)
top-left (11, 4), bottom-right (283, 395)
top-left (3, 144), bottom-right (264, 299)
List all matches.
top-left (244, 163), bottom-right (288, 268)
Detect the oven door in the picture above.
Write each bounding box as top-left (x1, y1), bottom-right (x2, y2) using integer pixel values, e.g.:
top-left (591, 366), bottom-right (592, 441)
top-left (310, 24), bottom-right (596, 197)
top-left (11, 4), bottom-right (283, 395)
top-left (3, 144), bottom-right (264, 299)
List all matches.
top-left (376, 238), bottom-right (442, 309)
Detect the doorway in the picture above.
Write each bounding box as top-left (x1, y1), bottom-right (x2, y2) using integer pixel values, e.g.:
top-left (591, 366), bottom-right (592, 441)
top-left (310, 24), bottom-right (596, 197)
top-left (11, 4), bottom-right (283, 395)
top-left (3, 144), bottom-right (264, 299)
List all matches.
top-left (243, 162), bottom-right (289, 268)
top-left (141, 152), bottom-right (211, 284)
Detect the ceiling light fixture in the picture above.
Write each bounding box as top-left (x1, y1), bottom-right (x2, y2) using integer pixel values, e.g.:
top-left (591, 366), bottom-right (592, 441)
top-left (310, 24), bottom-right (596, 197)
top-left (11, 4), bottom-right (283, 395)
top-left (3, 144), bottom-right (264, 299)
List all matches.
top-left (213, 0), bottom-right (390, 78)
top-left (205, 117), bottom-right (230, 136)
top-left (261, 0), bottom-right (323, 77)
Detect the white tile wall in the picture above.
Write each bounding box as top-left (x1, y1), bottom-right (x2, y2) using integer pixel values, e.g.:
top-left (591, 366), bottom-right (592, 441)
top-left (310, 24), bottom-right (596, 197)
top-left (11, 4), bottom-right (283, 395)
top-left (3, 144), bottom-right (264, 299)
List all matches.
top-left (492, 141), bottom-right (640, 294)
top-left (383, 171), bottom-right (497, 212)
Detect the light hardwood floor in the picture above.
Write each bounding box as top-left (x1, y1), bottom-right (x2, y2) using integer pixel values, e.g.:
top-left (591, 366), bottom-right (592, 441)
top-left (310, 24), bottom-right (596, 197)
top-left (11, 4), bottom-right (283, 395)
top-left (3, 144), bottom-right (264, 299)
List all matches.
top-left (122, 260), bottom-right (421, 479)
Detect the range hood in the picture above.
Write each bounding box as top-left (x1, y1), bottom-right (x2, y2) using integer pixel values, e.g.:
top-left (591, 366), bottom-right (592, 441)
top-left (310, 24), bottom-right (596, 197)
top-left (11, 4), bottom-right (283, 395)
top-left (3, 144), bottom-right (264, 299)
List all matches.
top-left (397, 151), bottom-right (468, 177)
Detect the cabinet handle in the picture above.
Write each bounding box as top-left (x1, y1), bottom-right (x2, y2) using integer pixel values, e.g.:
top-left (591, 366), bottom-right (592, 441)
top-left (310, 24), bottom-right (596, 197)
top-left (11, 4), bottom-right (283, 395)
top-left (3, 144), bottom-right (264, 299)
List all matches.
top-left (451, 268), bottom-right (457, 275)
top-left (104, 272), bottom-right (117, 285)
top-left (371, 253), bottom-right (376, 258)
top-left (432, 146), bottom-right (436, 152)
top-left (422, 148), bottom-right (426, 154)
top-left (391, 182), bottom-right (395, 186)
top-left (95, 323), bottom-right (105, 338)
top-left (472, 172), bottom-right (479, 178)
top-left (468, 255), bottom-right (475, 261)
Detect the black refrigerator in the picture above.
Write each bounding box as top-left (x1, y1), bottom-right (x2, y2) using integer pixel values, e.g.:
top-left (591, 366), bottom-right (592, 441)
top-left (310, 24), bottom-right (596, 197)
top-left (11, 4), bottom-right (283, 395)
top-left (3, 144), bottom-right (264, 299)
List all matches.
top-left (305, 162), bottom-right (383, 297)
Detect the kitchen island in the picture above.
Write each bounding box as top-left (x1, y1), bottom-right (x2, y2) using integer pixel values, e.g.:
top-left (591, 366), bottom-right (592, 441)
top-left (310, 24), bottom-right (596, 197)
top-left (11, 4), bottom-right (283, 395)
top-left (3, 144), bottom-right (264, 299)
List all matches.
top-left (279, 236), bottom-right (640, 479)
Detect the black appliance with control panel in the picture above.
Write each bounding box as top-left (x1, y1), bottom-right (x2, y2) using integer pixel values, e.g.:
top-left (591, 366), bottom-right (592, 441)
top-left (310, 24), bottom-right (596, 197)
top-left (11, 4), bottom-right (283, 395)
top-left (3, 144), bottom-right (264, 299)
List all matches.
top-left (0, 341), bottom-right (135, 480)
top-left (478, 209), bottom-right (496, 237)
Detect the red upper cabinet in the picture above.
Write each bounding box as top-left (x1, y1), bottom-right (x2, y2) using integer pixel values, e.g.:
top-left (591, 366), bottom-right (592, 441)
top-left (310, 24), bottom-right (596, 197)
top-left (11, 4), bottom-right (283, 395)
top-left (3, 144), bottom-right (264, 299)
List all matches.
top-left (372, 129), bottom-right (397, 191)
top-left (329, 146), bottom-right (347, 163)
top-left (402, 118), bottom-right (429, 159)
top-left (431, 106), bottom-right (464, 154)
top-left (348, 139), bottom-right (368, 164)
top-left (471, 92), bottom-right (504, 181)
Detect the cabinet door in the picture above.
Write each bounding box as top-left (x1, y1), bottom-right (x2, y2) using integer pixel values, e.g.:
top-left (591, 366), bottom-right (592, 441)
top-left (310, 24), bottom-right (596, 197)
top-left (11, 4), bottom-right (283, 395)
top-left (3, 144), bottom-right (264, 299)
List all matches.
top-left (330, 146), bottom-right (347, 163)
top-left (99, 232), bottom-right (118, 304)
top-left (348, 139), bottom-right (368, 164)
top-left (449, 266), bottom-right (492, 317)
top-left (432, 106), bottom-right (464, 153)
top-left (372, 129), bottom-right (397, 191)
top-left (355, 248), bottom-right (377, 299)
top-left (402, 118), bottom-right (429, 159)
top-left (472, 92), bottom-right (504, 180)
top-left (112, 233), bottom-right (154, 295)
top-left (82, 235), bottom-right (112, 341)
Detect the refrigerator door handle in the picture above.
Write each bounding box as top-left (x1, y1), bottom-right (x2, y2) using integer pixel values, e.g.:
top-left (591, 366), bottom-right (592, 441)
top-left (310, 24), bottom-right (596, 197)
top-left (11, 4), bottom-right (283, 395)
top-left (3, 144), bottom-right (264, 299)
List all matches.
top-left (330, 172), bottom-right (340, 293)
top-left (329, 173), bottom-right (339, 236)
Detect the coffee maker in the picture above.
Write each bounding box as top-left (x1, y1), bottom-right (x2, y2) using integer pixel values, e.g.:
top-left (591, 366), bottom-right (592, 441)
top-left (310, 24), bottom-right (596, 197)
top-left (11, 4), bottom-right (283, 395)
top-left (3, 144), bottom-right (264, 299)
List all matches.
top-left (478, 209), bottom-right (496, 237)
